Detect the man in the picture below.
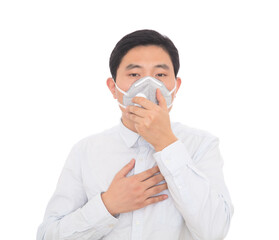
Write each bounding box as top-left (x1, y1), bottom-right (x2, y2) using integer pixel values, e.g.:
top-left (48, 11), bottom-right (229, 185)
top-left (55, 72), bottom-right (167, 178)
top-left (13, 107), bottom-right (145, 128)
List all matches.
top-left (37, 29), bottom-right (233, 240)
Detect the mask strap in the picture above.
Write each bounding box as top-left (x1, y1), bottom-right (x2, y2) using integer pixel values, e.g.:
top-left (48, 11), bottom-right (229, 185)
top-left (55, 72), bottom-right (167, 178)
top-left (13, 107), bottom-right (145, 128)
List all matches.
top-left (113, 80), bottom-right (128, 108)
top-left (168, 80), bottom-right (177, 95)
top-left (114, 80), bottom-right (128, 96)
top-left (166, 79), bottom-right (177, 108)
top-left (116, 100), bottom-right (127, 109)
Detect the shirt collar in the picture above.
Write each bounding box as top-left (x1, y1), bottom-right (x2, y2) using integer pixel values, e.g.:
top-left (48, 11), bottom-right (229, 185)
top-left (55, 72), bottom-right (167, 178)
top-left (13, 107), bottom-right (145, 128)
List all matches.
top-left (118, 118), bottom-right (177, 149)
top-left (119, 118), bottom-right (140, 148)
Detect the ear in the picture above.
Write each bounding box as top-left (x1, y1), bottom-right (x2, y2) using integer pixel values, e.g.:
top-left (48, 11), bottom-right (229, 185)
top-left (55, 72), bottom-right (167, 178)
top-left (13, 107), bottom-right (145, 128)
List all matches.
top-left (174, 77), bottom-right (182, 98)
top-left (106, 78), bottom-right (117, 99)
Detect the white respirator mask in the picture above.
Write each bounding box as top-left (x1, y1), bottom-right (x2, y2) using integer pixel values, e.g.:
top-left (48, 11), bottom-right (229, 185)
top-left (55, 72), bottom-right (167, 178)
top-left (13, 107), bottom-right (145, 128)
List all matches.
top-left (114, 76), bottom-right (176, 109)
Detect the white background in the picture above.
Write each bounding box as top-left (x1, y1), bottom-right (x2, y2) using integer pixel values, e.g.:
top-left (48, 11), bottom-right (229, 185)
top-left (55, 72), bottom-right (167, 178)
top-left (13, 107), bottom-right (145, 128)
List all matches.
top-left (0, 0), bottom-right (278, 239)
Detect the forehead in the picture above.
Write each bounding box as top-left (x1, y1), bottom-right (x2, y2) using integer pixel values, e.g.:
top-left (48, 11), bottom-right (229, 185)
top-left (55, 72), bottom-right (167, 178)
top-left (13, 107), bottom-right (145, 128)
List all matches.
top-left (119, 45), bottom-right (173, 69)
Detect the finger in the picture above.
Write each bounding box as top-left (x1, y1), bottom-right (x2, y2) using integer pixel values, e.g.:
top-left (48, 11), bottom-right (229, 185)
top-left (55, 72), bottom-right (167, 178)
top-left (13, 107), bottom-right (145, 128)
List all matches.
top-left (126, 105), bottom-right (147, 118)
top-left (156, 88), bottom-right (168, 110)
top-left (132, 97), bottom-right (157, 110)
top-left (143, 173), bottom-right (165, 188)
top-left (116, 159), bottom-right (135, 179)
top-left (134, 165), bottom-right (160, 181)
top-left (143, 194), bottom-right (168, 207)
top-left (125, 111), bottom-right (143, 124)
top-left (144, 183), bottom-right (168, 198)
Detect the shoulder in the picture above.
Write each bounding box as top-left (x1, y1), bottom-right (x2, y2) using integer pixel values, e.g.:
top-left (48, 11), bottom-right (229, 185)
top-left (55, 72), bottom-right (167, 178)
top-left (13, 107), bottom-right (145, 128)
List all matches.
top-left (171, 121), bottom-right (220, 156)
top-left (171, 121), bottom-right (218, 141)
top-left (70, 124), bottom-right (120, 152)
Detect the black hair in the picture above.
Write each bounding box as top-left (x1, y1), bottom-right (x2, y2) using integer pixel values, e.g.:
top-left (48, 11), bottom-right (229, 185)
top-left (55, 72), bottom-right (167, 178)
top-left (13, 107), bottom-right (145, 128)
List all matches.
top-left (109, 29), bottom-right (180, 81)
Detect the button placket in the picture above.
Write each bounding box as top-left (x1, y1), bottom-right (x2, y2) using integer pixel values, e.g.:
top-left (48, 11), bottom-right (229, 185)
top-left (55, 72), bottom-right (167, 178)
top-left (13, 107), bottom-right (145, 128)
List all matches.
top-left (131, 139), bottom-right (149, 240)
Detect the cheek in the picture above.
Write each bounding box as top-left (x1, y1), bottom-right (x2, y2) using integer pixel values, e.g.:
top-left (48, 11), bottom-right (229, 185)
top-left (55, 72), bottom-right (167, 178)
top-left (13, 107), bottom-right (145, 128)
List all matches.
top-left (116, 90), bottom-right (124, 103)
top-left (162, 79), bottom-right (175, 91)
top-left (117, 76), bottom-right (137, 91)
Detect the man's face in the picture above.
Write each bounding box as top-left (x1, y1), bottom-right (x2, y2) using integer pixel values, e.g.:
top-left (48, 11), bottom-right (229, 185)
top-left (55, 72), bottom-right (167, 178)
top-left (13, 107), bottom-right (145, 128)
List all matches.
top-left (107, 44), bottom-right (181, 117)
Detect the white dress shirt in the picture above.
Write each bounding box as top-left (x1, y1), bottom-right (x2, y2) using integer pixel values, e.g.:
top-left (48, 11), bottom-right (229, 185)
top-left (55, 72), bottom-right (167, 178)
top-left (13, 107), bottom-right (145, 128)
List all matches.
top-left (37, 119), bottom-right (233, 240)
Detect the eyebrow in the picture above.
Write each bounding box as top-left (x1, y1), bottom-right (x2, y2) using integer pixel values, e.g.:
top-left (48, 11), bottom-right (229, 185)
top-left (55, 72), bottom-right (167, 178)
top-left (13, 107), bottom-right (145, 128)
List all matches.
top-left (125, 64), bottom-right (143, 70)
top-left (154, 64), bottom-right (170, 70)
top-left (125, 64), bottom-right (170, 70)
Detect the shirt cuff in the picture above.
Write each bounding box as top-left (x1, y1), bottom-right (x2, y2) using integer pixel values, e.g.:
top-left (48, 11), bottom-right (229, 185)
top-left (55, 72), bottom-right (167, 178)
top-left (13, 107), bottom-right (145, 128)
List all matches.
top-left (81, 192), bottom-right (119, 232)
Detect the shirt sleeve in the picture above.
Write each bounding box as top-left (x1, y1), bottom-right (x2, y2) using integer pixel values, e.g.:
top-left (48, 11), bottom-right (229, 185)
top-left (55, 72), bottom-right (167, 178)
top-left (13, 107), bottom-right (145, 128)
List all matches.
top-left (36, 141), bottom-right (119, 240)
top-left (153, 138), bottom-right (234, 240)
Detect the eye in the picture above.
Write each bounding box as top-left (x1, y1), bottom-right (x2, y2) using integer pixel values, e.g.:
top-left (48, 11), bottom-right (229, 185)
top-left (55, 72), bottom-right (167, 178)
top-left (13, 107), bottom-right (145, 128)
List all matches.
top-left (156, 73), bottom-right (167, 77)
top-left (129, 73), bottom-right (140, 77)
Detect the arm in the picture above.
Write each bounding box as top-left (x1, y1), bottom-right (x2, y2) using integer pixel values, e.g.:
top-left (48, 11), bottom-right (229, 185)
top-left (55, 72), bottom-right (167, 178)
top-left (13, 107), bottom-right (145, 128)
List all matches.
top-left (153, 137), bottom-right (234, 240)
top-left (36, 142), bottom-right (118, 240)
top-left (125, 92), bottom-right (233, 239)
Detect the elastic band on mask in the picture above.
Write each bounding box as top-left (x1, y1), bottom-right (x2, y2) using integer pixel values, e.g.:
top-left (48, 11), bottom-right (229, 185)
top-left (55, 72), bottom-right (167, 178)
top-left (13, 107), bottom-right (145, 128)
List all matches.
top-left (114, 81), bottom-right (128, 96)
top-left (168, 80), bottom-right (177, 96)
top-left (116, 100), bottom-right (127, 109)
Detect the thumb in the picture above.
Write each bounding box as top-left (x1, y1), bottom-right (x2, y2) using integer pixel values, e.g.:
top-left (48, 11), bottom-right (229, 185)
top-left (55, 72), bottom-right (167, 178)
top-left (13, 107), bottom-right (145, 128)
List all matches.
top-left (116, 159), bottom-right (135, 179)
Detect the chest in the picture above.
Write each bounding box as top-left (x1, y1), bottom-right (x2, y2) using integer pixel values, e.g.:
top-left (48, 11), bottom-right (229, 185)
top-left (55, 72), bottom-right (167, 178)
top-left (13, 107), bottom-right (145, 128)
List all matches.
top-left (81, 143), bottom-right (185, 234)
top-left (81, 144), bottom-right (156, 199)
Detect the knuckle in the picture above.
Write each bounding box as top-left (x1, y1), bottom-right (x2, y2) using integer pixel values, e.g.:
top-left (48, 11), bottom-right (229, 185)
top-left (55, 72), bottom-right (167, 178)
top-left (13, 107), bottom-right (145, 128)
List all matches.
top-left (146, 197), bottom-right (155, 205)
top-left (155, 173), bottom-right (162, 180)
top-left (157, 195), bottom-right (165, 202)
top-left (144, 119), bottom-right (150, 128)
top-left (135, 195), bottom-right (145, 206)
top-left (149, 114), bottom-right (155, 122)
top-left (159, 195), bottom-right (166, 201)
top-left (132, 198), bottom-right (140, 208)
top-left (135, 200), bottom-right (144, 209)
top-left (152, 176), bottom-right (160, 185)
top-left (132, 183), bottom-right (143, 194)
top-left (158, 183), bottom-right (166, 191)
top-left (150, 187), bottom-right (158, 195)
top-left (152, 184), bottom-right (166, 194)
top-left (155, 106), bottom-right (161, 112)
top-left (152, 196), bottom-right (160, 203)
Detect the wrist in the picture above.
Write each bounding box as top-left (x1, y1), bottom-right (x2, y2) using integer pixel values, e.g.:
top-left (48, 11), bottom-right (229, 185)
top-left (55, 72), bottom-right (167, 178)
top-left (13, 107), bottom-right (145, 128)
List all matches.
top-left (101, 192), bottom-right (118, 216)
top-left (154, 133), bottom-right (178, 152)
